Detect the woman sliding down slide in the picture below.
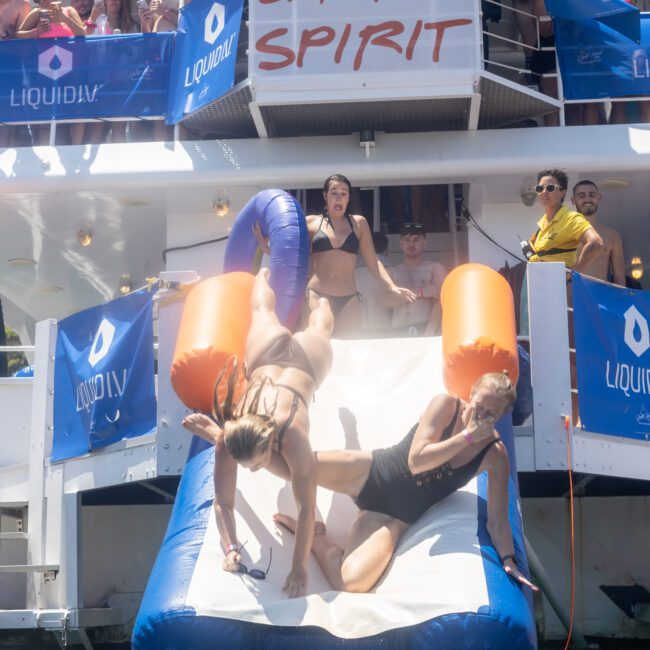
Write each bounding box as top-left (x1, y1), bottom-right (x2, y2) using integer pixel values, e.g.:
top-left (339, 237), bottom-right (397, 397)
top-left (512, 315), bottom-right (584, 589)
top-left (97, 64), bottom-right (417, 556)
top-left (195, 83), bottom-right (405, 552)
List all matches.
top-left (274, 371), bottom-right (539, 594)
top-left (183, 268), bottom-right (333, 599)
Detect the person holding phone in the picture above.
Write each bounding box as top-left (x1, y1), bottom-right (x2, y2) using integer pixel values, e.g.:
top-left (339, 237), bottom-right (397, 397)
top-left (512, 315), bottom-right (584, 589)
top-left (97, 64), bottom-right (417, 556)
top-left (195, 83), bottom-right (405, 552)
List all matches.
top-left (17, 0), bottom-right (85, 37)
top-left (86, 0), bottom-right (135, 35)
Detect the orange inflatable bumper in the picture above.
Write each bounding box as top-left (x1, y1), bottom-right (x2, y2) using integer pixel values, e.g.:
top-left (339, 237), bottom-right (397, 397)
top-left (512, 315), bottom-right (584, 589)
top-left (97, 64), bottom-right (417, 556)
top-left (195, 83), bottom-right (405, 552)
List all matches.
top-left (440, 263), bottom-right (519, 401)
top-left (171, 272), bottom-right (254, 413)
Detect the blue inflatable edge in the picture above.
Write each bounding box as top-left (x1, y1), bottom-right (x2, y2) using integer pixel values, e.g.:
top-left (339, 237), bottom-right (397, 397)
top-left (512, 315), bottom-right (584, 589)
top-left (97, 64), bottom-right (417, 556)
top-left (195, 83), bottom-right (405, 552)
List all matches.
top-left (133, 416), bottom-right (537, 649)
top-left (223, 189), bottom-right (309, 330)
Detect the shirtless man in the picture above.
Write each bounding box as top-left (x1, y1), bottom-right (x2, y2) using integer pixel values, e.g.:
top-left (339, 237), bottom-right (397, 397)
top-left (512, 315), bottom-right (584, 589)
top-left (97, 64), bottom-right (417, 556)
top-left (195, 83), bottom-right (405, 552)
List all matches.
top-left (572, 180), bottom-right (625, 286)
top-left (0, 0), bottom-right (30, 148)
top-left (381, 223), bottom-right (447, 336)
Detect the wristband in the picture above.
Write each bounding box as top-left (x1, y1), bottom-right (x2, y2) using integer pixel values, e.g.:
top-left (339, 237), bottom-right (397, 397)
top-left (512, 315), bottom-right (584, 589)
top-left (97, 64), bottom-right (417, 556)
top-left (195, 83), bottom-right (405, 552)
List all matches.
top-left (463, 429), bottom-right (475, 445)
top-left (224, 543), bottom-right (239, 555)
top-left (85, 20), bottom-right (97, 27)
top-left (500, 553), bottom-right (516, 565)
top-left (417, 286), bottom-right (424, 298)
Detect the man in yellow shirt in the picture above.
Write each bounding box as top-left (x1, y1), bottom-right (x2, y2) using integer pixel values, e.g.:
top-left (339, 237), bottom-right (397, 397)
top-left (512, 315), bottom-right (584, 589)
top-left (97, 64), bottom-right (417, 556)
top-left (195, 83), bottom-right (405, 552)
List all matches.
top-left (528, 169), bottom-right (603, 269)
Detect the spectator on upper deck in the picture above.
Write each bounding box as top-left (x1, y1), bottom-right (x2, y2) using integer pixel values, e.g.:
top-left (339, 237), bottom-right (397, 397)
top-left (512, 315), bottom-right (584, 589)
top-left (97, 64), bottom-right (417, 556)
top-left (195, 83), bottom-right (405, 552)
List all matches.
top-left (532, 0), bottom-right (604, 126)
top-left (71, 0), bottom-right (92, 21)
top-left (571, 180), bottom-right (626, 286)
top-left (17, 0), bottom-right (85, 38)
top-left (381, 223), bottom-right (447, 337)
top-left (0, 0), bottom-right (30, 148)
top-left (511, 1), bottom-right (537, 81)
top-left (87, 0), bottom-right (136, 34)
top-left (0, 0), bottom-right (29, 39)
top-left (152, 0), bottom-right (177, 32)
top-left (527, 169), bottom-right (603, 272)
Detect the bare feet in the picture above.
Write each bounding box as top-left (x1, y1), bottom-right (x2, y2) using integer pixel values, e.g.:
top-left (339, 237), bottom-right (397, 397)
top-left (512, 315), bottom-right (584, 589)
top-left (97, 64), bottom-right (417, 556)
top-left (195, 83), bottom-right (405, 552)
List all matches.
top-left (182, 413), bottom-right (222, 445)
top-left (273, 513), bottom-right (326, 536)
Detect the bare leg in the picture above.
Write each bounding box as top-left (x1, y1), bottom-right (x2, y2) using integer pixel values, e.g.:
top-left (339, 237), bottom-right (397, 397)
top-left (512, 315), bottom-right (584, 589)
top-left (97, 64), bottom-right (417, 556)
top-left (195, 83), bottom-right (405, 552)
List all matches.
top-left (293, 296), bottom-right (334, 386)
top-left (0, 126), bottom-right (14, 148)
top-left (639, 101), bottom-right (650, 123)
top-left (540, 77), bottom-right (560, 127)
top-left (313, 449), bottom-right (372, 496)
top-left (70, 123), bottom-right (85, 145)
top-left (245, 268), bottom-right (291, 369)
top-left (330, 295), bottom-right (362, 339)
top-left (610, 102), bottom-right (628, 124)
top-left (274, 511), bottom-right (408, 592)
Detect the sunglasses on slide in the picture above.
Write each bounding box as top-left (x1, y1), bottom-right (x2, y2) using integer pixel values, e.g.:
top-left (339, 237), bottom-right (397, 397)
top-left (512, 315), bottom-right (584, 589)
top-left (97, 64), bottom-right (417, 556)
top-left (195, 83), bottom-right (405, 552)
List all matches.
top-left (237, 546), bottom-right (272, 580)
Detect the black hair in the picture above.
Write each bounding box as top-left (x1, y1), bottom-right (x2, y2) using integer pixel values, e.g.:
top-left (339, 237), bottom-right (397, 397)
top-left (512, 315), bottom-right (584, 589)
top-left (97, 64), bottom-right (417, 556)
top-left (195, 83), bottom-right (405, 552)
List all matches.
top-left (322, 174), bottom-right (353, 224)
top-left (572, 179), bottom-right (599, 195)
top-left (537, 169), bottom-right (568, 190)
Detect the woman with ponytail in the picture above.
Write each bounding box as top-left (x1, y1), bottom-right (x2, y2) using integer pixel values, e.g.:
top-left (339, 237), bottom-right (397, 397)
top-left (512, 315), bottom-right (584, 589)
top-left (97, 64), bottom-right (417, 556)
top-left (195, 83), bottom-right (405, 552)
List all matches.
top-left (183, 268), bottom-right (334, 599)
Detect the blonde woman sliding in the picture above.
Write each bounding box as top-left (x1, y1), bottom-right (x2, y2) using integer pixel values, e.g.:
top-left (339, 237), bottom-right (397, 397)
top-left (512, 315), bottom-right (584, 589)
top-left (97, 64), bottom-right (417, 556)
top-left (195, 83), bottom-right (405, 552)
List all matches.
top-left (183, 268), bottom-right (333, 598)
top-left (187, 367), bottom-right (537, 594)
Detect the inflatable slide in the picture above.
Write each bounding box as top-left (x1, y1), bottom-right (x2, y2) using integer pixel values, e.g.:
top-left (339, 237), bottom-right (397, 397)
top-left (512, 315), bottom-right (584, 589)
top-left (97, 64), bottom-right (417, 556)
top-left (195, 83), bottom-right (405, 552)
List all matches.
top-left (133, 191), bottom-right (536, 649)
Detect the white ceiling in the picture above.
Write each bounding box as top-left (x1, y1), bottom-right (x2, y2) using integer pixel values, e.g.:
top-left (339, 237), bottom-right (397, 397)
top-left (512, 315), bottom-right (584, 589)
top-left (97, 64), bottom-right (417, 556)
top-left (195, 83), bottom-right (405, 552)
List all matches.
top-left (1, 127), bottom-right (649, 333)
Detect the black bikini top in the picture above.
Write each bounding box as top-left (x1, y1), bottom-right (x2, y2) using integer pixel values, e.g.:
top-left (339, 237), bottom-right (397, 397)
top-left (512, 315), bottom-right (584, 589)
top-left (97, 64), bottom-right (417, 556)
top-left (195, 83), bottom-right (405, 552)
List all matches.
top-left (311, 214), bottom-right (359, 255)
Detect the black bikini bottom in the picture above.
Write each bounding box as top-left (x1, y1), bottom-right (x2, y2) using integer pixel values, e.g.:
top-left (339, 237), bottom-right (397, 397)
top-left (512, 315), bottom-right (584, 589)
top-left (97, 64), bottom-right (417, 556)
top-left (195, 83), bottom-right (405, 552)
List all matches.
top-left (308, 289), bottom-right (361, 316)
top-left (249, 334), bottom-right (315, 382)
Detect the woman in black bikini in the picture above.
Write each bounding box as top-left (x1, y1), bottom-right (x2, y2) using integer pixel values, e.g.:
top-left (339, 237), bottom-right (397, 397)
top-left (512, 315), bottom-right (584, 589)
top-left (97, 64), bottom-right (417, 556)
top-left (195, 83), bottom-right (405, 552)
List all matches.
top-left (182, 268), bottom-right (334, 599)
top-left (274, 371), bottom-right (538, 594)
top-left (306, 174), bottom-right (415, 337)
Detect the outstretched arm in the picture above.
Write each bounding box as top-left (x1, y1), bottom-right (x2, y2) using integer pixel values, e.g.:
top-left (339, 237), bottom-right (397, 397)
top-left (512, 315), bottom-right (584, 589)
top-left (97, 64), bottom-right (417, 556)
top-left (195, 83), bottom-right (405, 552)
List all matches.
top-left (282, 433), bottom-right (318, 598)
top-left (182, 414), bottom-right (241, 571)
top-left (357, 217), bottom-right (417, 302)
top-left (486, 442), bottom-right (538, 590)
top-left (214, 436), bottom-right (241, 572)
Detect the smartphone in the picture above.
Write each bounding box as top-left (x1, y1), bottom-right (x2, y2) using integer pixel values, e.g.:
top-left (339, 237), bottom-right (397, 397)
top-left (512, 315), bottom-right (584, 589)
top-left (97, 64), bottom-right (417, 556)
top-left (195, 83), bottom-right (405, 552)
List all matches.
top-left (39, 9), bottom-right (50, 25)
top-left (136, 0), bottom-right (148, 10)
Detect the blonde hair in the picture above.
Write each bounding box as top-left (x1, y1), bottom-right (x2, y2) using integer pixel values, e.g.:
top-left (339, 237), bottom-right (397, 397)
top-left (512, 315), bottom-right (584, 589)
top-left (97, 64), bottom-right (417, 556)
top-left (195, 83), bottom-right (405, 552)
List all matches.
top-left (212, 357), bottom-right (278, 462)
top-left (470, 371), bottom-right (516, 410)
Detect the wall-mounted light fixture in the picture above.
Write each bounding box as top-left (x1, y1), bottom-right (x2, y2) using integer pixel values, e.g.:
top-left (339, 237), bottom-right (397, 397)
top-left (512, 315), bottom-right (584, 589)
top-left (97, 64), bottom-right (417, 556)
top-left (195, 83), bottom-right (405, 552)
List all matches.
top-left (360, 129), bottom-right (376, 159)
top-left (520, 185), bottom-right (536, 207)
top-left (77, 226), bottom-right (93, 247)
top-left (630, 257), bottom-right (644, 280)
top-left (119, 274), bottom-right (133, 295)
top-left (213, 190), bottom-right (230, 218)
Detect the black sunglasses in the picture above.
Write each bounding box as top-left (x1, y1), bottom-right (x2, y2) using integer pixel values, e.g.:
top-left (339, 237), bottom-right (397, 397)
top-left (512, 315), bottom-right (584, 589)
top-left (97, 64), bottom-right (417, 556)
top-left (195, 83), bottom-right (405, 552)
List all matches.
top-left (401, 222), bottom-right (424, 234)
top-left (535, 184), bottom-right (564, 194)
top-left (237, 546), bottom-right (272, 580)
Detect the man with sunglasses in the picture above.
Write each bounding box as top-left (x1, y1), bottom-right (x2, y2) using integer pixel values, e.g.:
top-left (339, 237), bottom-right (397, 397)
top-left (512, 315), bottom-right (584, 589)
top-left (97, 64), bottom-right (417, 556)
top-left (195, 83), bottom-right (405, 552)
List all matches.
top-left (381, 223), bottom-right (447, 336)
top-left (527, 169), bottom-right (603, 271)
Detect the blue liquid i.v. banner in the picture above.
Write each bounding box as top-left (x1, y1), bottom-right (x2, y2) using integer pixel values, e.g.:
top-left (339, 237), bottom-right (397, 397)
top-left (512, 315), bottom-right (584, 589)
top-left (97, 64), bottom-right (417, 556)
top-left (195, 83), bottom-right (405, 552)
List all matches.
top-left (554, 14), bottom-right (650, 100)
top-left (166, 0), bottom-right (244, 124)
top-left (573, 273), bottom-right (650, 441)
top-left (52, 288), bottom-right (157, 462)
top-left (0, 34), bottom-right (173, 122)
